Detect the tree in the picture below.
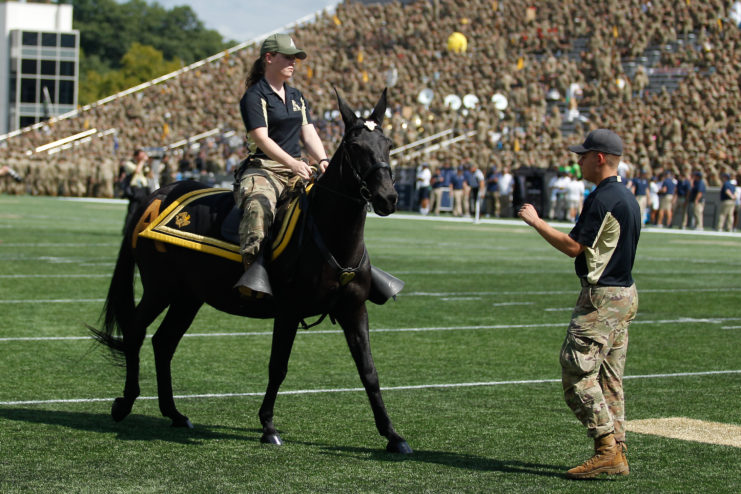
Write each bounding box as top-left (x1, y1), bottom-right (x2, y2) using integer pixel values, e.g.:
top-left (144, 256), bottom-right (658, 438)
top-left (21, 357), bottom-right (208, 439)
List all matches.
top-left (79, 43), bottom-right (183, 103)
top-left (71, 0), bottom-right (234, 104)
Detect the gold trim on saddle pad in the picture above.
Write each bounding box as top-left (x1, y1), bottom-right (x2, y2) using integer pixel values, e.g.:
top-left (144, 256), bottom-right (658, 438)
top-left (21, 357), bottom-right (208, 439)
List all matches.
top-left (138, 186), bottom-right (308, 263)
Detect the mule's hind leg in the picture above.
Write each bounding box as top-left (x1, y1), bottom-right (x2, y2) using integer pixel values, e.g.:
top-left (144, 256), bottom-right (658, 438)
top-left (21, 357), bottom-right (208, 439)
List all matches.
top-left (258, 315), bottom-right (300, 445)
top-left (114, 295), bottom-right (168, 422)
top-left (151, 296), bottom-right (203, 428)
top-left (336, 304), bottom-right (412, 454)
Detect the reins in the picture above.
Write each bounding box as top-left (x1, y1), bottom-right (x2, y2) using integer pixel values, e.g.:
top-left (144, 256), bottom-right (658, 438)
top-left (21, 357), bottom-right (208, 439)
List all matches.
top-left (297, 124), bottom-right (390, 330)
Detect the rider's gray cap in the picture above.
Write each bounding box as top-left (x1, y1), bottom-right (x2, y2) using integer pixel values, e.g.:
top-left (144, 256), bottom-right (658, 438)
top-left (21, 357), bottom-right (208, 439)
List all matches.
top-left (260, 33), bottom-right (307, 59)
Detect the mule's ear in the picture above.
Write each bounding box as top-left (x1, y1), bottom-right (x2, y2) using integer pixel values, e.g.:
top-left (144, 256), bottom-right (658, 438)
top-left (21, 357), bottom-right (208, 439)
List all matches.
top-left (334, 87), bottom-right (358, 128)
top-left (369, 88), bottom-right (388, 126)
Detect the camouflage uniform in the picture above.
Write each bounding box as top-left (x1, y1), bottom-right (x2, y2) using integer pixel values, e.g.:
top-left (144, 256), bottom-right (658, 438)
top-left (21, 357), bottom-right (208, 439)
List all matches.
top-left (233, 159), bottom-right (301, 261)
top-left (561, 281), bottom-right (638, 442)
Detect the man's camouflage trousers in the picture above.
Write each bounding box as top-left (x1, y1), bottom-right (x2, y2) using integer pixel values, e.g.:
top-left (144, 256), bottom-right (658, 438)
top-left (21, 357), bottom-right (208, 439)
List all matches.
top-left (560, 283), bottom-right (638, 442)
top-left (233, 160), bottom-right (299, 261)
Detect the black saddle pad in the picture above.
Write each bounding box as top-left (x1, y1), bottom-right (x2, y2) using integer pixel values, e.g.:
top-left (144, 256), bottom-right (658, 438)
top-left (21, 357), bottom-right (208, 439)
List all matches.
top-left (138, 186), bottom-right (307, 263)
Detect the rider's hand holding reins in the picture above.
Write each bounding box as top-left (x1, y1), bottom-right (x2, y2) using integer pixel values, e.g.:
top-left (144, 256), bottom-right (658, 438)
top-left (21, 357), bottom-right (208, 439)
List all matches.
top-left (288, 157), bottom-right (313, 180)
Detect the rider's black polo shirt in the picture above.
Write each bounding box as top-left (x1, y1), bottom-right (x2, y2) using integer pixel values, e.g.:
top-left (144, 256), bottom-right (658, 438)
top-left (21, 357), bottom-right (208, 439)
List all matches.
top-left (239, 77), bottom-right (312, 159)
top-left (569, 176), bottom-right (641, 287)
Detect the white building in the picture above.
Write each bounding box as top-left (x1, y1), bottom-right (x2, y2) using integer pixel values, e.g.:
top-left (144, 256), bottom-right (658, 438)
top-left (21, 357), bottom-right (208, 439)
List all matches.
top-left (0, 1), bottom-right (78, 134)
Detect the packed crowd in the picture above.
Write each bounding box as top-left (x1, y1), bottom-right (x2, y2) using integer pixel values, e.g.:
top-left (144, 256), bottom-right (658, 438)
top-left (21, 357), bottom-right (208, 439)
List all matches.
top-left (1, 0), bottom-right (739, 199)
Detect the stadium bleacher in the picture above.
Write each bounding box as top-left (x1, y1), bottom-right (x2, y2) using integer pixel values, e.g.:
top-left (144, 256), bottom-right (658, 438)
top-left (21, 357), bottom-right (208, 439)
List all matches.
top-left (0, 0), bottom-right (738, 199)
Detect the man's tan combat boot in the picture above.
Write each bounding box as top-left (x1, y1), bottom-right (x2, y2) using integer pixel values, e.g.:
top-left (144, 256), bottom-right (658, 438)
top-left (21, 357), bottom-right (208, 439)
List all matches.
top-left (617, 441), bottom-right (629, 474)
top-left (566, 433), bottom-right (629, 479)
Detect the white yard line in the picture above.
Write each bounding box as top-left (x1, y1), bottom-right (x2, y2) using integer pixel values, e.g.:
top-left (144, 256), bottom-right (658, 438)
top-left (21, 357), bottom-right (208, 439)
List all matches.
top-left (1, 286), bottom-right (740, 304)
top-left (2, 317), bottom-right (740, 342)
top-left (1, 369), bottom-right (739, 407)
top-left (0, 274), bottom-right (110, 279)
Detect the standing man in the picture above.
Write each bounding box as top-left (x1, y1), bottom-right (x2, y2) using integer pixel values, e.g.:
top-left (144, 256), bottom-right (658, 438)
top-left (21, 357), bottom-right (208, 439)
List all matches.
top-left (449, 166), bottom-right (467, 217)
top-left (629, 168), bottom-right (649, 224)
top-left (484, 165), bottom-right (500, 217)
top-left (655, 170), bottom-right (676, 227)
top-left (467, 163), bottom-right (485, 219)
top-left (518, 129), bottom-right (640, 479)
top-left (498, 165), bottom-right (513, 217)
top-left (673, 168), bottom-right (691, 228)
top-left (430, 165), bottom-right (446, 216)
top-left (122, 149), bottom-right (152, 232)
top-left (415, 162), bottom-right (432, 215)
top-left (716, 172), bottom-right (737, 231)
top-left (687, 170), bottom-right (706, 230)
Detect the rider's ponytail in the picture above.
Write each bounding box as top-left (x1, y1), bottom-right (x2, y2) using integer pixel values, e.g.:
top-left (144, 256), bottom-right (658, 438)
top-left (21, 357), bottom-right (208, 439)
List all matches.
top-left (246, 55), bottom-right (267, 88)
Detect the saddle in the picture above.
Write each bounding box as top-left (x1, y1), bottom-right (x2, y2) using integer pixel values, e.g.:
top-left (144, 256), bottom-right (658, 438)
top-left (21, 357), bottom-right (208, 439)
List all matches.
top-left (137, 184), bottom-right (403, 304)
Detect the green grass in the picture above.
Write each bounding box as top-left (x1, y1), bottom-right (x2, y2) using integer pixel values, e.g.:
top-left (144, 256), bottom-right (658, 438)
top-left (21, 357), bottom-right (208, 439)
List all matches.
top-left (1, 195), bottom-right (740, 493)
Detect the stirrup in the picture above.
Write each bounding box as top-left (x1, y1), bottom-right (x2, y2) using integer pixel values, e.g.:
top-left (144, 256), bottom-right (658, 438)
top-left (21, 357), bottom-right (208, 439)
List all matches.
top-left (368, 265), bottom-right (405, 305)
top-left (234, 252), bottom-right (273, 296)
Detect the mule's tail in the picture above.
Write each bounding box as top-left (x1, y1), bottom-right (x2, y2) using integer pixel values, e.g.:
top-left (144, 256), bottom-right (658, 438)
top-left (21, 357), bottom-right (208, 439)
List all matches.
top-left (88, 235), bottom-right (136, 365)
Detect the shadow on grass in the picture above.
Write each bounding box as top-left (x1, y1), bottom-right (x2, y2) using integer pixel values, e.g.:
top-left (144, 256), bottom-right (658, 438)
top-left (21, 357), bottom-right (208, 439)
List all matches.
top-left (0, 407), bottom-right (261, 445)
top-left (295, 441), bottom-right (569, 478)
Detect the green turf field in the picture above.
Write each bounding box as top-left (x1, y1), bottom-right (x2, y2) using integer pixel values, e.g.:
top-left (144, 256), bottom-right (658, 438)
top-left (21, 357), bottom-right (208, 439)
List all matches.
top-left (1, 195), bottom-right (740, 493)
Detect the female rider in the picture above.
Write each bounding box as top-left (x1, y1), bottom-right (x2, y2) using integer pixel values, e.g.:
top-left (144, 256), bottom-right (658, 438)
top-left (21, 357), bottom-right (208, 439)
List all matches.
top-left (235, 33), bottom-right (329, 295)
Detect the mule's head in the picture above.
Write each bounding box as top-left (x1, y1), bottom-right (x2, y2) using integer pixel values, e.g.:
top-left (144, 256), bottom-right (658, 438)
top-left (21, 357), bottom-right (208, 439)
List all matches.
top-left (335, 88), bottom-right (398, 216)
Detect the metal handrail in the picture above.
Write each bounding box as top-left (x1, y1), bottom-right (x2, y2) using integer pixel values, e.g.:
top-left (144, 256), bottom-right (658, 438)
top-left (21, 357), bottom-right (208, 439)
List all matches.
top-left (0, 3), bottom-right (340, 143)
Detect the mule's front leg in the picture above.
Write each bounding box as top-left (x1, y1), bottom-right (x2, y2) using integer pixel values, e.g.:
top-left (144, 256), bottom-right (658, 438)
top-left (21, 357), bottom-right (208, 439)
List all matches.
top-left (258, 316), bottom-right (299, 445)
top-left (337, 304), bottom-right (412, 454)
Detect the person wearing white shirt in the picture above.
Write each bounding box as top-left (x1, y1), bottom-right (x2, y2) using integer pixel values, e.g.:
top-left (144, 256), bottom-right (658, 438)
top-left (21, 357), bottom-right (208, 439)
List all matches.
top-left (497, 166), bottom-right (513, 217)
top-left (565, 173), bottom-right (585, 222)
top-left (416, 163), bottom-right (432, 215)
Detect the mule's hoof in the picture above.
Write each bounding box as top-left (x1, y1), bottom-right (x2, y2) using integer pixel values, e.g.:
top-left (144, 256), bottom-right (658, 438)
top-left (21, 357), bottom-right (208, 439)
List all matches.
top-left (111, 397), bottom-right (132, 422)
top-left (171, 416), bottom-right (194, 428)
top-left (260, 433), bottom-right (283, 445)
top-left (386, 440), bottom-right (413, 454)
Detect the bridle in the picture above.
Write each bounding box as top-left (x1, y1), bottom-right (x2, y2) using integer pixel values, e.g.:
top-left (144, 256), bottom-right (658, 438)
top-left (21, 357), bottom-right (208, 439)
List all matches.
top-left (318, 121), bottom-right (394, 206)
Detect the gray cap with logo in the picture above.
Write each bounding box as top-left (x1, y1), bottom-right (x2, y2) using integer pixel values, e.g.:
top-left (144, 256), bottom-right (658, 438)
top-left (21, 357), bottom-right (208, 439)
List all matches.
top-left (260, 33), bottom-right (307, 59)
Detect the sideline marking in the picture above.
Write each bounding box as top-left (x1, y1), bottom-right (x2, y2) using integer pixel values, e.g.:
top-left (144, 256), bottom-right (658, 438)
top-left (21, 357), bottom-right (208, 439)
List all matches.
top-left (405, 287), bottom-right (741, 296)
top-left (1, 369), bottom-right (739, 407)
top-left (0, 298), bottom-right (106, 304)
top-left (627, 417), bottom-right (741, 448)
top-left (0, 274), bottom-right (110, 279)
top-left (2, 317), bottom-right (740, 342)
top-left (2, 287), bottom-right (741, 304)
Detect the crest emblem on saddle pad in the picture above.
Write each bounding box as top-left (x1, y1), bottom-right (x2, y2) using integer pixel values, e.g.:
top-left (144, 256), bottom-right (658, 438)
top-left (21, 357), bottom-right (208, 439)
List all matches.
top-left (175, 211), bottom-right (191, 228)
top-left (339, 271), bottom-right (356, 286)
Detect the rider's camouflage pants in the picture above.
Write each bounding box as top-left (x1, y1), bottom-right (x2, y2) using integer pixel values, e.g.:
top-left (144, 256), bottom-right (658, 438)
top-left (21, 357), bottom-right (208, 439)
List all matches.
top-left (233, 160), bottom-right (298, 261)
top-left (560, 283), bottom-right (638, 443)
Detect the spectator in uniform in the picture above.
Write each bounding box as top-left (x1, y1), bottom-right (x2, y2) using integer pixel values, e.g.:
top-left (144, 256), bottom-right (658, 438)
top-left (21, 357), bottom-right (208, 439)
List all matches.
top-left (122, 149), bottom-right (152, 232)
top-left (518, 129), bottom-right (640, 479)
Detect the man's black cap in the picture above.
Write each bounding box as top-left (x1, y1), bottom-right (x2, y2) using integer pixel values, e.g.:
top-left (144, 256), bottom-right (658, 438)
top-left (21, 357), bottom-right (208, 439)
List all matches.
top-left (568, 128), bottom-right (623, 156)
